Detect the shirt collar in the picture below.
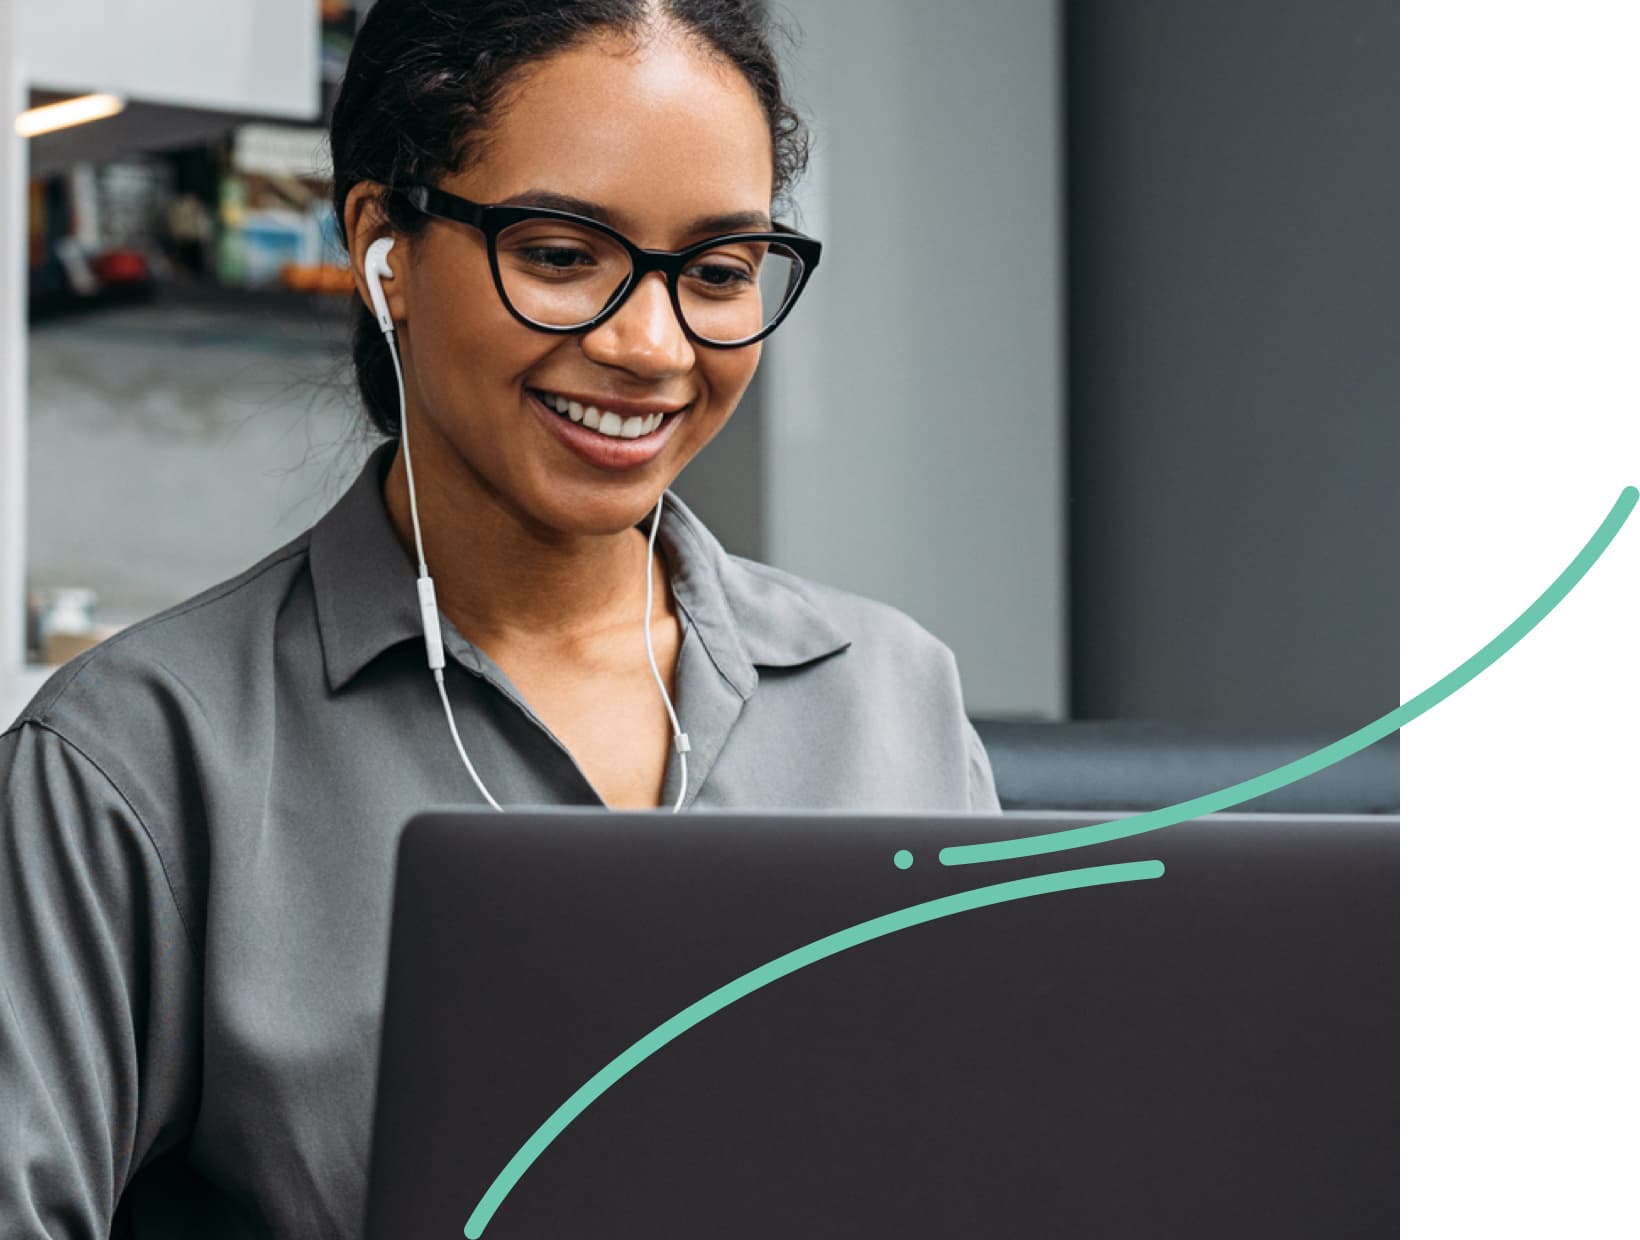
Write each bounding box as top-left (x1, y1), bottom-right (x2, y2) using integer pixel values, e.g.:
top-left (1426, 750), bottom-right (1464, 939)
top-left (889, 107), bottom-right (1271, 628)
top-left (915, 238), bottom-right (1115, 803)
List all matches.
top-left (307, 442), bottom-right (851, 696)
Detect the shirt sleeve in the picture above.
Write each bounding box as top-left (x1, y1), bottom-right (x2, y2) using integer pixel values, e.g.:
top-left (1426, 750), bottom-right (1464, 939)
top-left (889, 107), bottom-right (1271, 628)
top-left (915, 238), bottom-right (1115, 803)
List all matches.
top-left (0, 721), bottom-right (200, 1238)
top-left (962, 717), bottom-right (1002, 812)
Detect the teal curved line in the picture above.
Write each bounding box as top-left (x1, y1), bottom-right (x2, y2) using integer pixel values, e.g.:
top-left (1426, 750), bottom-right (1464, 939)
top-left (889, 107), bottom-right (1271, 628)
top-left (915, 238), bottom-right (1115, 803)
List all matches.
top-left (939, 484), bottom-right (1637, 868)
top-left (463, 483), bottom-right (1634, 1235)
top-left (462, 858), bottom-right (1165, 1237)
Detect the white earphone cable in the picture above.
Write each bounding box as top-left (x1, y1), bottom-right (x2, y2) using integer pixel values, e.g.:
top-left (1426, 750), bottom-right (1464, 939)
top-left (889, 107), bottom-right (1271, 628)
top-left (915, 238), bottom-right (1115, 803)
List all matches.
top-left (385, 327), bottom-right (504, 811)
top-left (643, 491), bottom-right (691, 812)
top-left (386, 329), bottom-right (429, 576)
top-left (435, 663), bottom-right (504, 812)
top-left (380, 308), bottom-right (687, 813)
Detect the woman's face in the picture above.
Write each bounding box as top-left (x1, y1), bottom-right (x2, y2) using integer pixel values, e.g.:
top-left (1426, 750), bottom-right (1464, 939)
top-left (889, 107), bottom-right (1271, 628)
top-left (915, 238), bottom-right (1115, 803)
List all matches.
top-left (378, 31), bottom-right (775, 537)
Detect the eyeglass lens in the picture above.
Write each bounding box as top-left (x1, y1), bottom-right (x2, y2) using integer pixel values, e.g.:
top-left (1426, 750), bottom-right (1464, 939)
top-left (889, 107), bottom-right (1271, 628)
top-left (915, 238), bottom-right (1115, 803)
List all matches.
top-left (494, 217), bottom-right (802, 344)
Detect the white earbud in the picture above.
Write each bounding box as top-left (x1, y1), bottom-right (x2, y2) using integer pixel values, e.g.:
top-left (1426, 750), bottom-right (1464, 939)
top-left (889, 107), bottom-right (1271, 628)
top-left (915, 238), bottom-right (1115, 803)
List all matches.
top-left (364, 237), bottom-right (396, 335)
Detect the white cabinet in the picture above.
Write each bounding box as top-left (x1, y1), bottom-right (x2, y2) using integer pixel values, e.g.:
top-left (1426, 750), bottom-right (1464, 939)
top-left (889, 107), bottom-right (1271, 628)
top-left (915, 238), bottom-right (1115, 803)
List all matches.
top-left (19, 0), bottom-right (317, 119)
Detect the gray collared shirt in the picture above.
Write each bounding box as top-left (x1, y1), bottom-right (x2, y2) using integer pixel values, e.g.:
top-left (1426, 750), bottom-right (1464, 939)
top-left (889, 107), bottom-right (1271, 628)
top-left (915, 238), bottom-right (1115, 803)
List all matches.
top-left (0, 442), bottom-right (998, 1238)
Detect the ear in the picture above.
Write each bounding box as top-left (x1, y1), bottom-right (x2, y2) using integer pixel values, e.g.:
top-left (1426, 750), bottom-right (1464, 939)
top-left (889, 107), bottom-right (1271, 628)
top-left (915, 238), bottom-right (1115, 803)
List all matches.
top-left (344, 181), bottom-right (407, 329)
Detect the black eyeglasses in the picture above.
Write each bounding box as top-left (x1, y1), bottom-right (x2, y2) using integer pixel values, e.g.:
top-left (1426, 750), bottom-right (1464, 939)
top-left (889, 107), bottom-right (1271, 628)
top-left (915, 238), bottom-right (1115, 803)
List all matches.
top-left (394, 183), bottom-right (821, 349)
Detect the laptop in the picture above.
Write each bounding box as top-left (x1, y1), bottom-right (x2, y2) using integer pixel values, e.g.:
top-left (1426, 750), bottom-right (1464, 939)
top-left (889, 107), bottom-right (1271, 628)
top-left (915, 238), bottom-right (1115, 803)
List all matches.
top-left (364, 809), bottom-right (1397, 1238)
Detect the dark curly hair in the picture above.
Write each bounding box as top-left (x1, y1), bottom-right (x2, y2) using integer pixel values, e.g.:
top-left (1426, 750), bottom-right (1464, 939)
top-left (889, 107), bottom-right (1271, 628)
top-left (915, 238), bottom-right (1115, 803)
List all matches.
top-left (328, 0), bottom-right (810, 437)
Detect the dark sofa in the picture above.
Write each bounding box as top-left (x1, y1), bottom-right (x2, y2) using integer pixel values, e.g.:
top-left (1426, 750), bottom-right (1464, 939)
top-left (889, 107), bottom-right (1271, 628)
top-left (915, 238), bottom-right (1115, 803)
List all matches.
top-left (970, 718), bottom-right (1399, 815)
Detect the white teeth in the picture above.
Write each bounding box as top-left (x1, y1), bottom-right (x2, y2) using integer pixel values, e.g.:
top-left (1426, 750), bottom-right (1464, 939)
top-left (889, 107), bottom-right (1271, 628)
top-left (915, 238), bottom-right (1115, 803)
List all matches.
top-left (536, 390), bottom-right (671, 439)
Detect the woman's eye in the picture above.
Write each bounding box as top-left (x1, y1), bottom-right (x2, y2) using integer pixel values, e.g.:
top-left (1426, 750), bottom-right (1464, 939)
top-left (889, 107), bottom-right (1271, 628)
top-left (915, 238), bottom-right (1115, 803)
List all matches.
top-left (685, 261), bottom-right (755, 291)
top-left (519, 246), bottom-right (596, 272)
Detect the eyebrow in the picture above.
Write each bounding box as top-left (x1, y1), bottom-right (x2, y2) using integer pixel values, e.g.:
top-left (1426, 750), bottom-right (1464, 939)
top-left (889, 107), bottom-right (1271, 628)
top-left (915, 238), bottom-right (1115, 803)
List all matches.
top-left (499, 188), bottom-right (774, 238)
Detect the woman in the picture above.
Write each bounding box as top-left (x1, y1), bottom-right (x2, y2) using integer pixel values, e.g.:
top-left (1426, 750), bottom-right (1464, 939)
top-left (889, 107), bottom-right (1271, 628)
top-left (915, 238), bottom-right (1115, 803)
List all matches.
top-left (0, 1), bottom-right (998, 1235)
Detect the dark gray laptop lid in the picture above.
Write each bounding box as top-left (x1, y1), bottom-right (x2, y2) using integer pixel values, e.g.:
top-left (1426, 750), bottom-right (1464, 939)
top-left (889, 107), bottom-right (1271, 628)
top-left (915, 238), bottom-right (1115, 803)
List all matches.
top-left (365, 809), bottom-right (1397, 1239)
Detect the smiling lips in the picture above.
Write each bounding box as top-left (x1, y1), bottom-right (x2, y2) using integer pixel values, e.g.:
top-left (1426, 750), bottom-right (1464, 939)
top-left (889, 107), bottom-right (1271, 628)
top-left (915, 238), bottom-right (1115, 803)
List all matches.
top-left (529, 388), bottom-right (684, 439)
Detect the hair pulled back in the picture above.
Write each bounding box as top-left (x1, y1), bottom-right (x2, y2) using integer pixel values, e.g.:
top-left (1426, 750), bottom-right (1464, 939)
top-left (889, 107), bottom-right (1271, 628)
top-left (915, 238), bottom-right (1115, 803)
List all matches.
top-left (328, 0), bottom-right (809, 437)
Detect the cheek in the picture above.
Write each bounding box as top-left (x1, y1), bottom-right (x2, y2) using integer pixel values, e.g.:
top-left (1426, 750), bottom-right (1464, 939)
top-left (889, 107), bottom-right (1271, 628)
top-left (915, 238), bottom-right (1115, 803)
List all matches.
top-left (407, 257), bottom-right (566, 419)
top-left (703, 343), bottom-right (762, 410)
top-left (407, 245), bottom-right (502, 338)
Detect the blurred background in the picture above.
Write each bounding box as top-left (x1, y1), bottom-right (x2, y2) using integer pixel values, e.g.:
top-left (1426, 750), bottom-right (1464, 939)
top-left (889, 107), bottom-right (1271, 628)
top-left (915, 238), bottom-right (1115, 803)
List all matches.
top-left (0, 0), bottom-right (1396, 739)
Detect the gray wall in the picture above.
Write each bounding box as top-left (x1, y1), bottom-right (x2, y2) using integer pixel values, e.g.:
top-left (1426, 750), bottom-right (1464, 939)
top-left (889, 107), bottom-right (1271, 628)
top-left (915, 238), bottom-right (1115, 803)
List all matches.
top-left (762, 0), bottom-right (1066, 719)
top-left (1066, 2), bottom-right (1399, 728)
top-left (669, 371), bottom-right (765, 561)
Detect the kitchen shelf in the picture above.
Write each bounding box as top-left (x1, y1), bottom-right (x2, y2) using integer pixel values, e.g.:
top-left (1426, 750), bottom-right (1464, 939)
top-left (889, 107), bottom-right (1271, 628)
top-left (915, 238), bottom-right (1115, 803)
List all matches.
top-left (31, 275), bottom-right (357, 328)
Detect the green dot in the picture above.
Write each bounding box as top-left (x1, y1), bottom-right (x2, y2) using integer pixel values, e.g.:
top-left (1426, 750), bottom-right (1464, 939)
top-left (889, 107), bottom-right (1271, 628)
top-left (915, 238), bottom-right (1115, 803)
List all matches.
top-left (893, 849), bottom-right (914, 870)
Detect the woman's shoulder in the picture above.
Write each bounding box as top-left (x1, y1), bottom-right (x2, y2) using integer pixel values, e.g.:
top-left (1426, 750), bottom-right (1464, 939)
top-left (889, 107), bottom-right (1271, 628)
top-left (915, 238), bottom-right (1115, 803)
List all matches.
top-left (3, 534), bottom-right (317, 924)
top-left (12, 531), bottom-right (314, 747)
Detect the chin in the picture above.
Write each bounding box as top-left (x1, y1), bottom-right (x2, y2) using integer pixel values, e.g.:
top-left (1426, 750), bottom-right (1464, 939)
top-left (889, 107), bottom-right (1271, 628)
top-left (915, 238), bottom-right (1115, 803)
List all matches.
top-left (514, 483), bottom-right (671, 541)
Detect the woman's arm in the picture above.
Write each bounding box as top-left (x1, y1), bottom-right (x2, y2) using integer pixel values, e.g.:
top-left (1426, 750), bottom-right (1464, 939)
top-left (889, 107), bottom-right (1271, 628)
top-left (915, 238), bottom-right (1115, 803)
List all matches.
top-left (0, 721), bottom-right (200, 1238)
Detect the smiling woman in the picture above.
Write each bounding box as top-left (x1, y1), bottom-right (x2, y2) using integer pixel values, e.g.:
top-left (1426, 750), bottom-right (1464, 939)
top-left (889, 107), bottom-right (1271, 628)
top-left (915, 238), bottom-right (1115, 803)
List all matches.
top-left (0, 1), bottom-right (999, 1237)
top-left (336, 7), bottom-right (811, 812)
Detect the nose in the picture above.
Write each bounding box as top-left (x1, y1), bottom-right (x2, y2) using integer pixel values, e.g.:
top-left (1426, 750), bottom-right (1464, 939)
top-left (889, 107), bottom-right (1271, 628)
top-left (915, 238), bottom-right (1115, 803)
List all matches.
top-left (579, 270), bottom-right (695, 378)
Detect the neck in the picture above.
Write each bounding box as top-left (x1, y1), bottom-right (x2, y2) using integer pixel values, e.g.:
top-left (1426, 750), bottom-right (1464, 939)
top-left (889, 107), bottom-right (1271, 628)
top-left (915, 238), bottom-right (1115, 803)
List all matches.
top-left (381, 433), bottom-right (667, 666)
